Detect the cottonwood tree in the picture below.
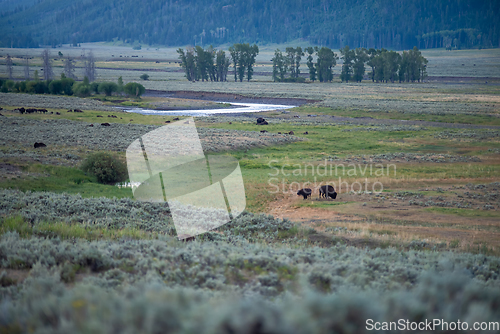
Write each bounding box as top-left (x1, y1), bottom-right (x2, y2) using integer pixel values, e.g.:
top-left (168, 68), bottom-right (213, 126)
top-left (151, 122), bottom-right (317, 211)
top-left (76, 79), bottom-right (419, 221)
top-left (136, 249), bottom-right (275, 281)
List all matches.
top-left (64, 56), bottom-right (77, 79)
top-left (177, 47), bottom-right (196, 81)
top-left (285, 47), bottom-right (304, 79)
top-left (229, 43), bottom-right (259, 82)
top-left (42, 49), bottom-right (54, 81)
top-left (271, 49), bottom-right (287, 82)
top-left (315, 47), bottom-right (337, 82)
top-left (340, 45), bottom-right (355, 82)
top-left (215, 50), bottom-right (230, 81)
top-left (352, 48), bottom-right (368, 82)
top-left (83, 51), bottom-right (96, 82)
top-left (228, 44), bottom-right (242, 82)
top-left (306, 47), bottom-right (316, 81)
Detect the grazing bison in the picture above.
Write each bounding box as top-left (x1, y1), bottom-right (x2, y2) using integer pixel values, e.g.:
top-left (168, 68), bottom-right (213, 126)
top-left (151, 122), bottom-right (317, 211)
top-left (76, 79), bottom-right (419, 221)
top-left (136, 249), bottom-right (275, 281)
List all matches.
top-left (319, 185), bottom-right (337, 199)
top-left (297, 188), bottom-right (312, 200)
top-left (256, 117), bottom-right (268, 125)
top-left (34, 142), bottom-right (46, 148)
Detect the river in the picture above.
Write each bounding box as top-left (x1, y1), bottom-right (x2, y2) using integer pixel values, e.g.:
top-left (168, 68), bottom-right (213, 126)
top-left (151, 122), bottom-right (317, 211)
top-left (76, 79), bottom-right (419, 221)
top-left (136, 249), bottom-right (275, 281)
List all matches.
top-left (120, 102), bottom-right (295, 116)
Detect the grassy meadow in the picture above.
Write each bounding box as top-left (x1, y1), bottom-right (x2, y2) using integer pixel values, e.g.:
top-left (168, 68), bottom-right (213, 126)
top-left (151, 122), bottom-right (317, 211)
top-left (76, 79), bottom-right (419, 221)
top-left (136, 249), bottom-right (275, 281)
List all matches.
top-left (0, 45), bottom-right (499, 332)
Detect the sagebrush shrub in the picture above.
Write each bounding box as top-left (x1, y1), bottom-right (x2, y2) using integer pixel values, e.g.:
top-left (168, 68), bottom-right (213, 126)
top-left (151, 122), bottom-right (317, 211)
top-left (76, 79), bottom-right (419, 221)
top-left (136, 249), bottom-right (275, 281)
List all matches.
top-left (81, 152), bottom-right (128, 184)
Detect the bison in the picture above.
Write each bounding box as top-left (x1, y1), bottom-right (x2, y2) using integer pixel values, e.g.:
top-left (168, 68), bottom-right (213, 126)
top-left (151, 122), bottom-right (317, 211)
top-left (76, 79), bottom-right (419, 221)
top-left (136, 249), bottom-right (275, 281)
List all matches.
top-left (256, 117), bottom-right (268, 125)
top-left (297, 188), bottom-right (312, 200)
top-left (34, 142), bottom-right (47, 148)
top-left (319, 185), bottom-right (337, 199)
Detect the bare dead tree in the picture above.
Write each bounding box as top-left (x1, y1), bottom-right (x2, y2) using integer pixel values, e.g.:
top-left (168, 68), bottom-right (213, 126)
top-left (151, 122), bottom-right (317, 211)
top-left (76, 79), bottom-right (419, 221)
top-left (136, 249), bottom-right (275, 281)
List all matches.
top-left (5, 54), bottom-right (13, 80)
top-left (83, 51), bottom-right (96, 82)
top-left (24, 55), bottom-right (30, 81)
top-left (64, 56), bottom-right (77, 79)
top-left (42, 49), bottom-right (53, 81)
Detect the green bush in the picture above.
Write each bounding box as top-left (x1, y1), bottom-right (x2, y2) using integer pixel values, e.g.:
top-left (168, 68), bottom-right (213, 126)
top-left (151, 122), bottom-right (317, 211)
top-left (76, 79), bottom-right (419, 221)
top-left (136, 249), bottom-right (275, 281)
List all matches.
top-left (98, 82), bottom-right (118, 96)
top-left (81, 152), bottom-right (128, 184)
top-left (73, 82), bottom-right (91, 97)
top-left (90, 82), bottom-right (100, 94)
top-left (124, 82), bottom-right (145, 97)
top-left (49, 80), bottom-right (63, 94)
top-left (140, 73), bottom-right (149, 80)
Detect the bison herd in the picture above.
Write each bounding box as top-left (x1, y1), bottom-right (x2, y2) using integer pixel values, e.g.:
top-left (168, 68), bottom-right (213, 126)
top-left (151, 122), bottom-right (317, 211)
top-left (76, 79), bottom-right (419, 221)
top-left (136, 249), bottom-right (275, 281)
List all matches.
top-left (15, 108), bottom-right (85, 114)
top-left (297, 185), bottom-right (337, 200)
top-left (16, 107), bottom-right (48, 114)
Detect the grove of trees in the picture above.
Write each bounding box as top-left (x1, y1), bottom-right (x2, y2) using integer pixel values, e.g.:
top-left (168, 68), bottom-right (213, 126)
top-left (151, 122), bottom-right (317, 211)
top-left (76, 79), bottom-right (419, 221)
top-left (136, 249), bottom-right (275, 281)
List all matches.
top-left (346, 46), bottom-right (428, 83)
top-left (270, 45), bottom-right (428, 83)
top-left (177, 43), bottom-right (257, 82)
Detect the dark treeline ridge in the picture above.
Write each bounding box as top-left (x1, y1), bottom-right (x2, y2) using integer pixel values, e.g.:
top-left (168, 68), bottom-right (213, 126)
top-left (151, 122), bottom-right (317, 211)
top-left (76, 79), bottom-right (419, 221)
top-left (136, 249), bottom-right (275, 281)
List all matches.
top-left (177, 43), bottom-right (258, 82)
top-left (0, 0), bottom-right (498, 50)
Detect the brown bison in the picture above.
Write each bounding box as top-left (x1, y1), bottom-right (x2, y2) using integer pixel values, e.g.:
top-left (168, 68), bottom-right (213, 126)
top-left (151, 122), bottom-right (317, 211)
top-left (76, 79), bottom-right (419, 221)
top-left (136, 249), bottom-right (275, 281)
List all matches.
top-left (319, 185), bottom-right (337, 199)
top-left (256, 117), bottom-right (268, 125)
top-left (297, 188), bottom-right (312, 200)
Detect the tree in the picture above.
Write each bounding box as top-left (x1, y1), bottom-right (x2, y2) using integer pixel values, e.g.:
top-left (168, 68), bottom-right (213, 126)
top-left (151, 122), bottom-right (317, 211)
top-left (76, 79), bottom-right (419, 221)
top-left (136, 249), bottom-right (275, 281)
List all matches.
top-left (271, 49), bottom-right (287, 82)
top-left (285, 47), bottom-right (296, 78)
top-left (244, 44), bottom-right (259, 82)
top-left (177, 48), bottom-right (196, 82)
top-left (83, 51), bottom-right (96, 82)
top-left (63, 56), bottom-right (77, 79)
top-left (229, 43), bottom-right (259, 82)
top-left (99, 82), bottom-right (118, 96)
top-left (339, 46), bottom-right (355, 82)
top-left (383, 51), bottom-right (401, 83)
top-left (5, 54), bottom-right (13, 80)
top-left (117, 76), bottom-right (124, 92)
top-left (306, 47), bottom-right (316, 82)
top-left (366, 48), bottom-right (378, 82)
top-left (124, 82), bottom-right (145, 98)
top-left (34, 70), bottom-right (39, 81)
top-left (316, 47), bottom-right (336, 82)
top-left (140, 73), bottom-right (149, 80)
top-left (42, 49), bottom-right (53, 81)
top-left (215, 50), bottom-right (230, 82)
top-left (352, 48), bottom-right (368, 82)
top-left (228, 44), bottom-right (242, 82)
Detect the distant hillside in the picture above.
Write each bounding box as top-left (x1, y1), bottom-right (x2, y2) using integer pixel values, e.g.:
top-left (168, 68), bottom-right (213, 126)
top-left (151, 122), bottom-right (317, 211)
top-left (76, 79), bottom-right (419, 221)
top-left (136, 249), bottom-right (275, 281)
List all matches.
top-left (0, 0), bottom-right (498, 50)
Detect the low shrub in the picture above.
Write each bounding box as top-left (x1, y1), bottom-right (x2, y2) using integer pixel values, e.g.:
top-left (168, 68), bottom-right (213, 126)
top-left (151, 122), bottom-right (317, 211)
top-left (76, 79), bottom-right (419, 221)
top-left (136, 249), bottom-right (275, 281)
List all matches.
top-left (80, 152), bottom-right (128, 184)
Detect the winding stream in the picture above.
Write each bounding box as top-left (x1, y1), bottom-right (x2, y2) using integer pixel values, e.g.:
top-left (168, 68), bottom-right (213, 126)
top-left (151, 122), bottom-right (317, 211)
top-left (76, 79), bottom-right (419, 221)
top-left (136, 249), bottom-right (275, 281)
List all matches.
top-left (121, 101), bottom-right (295, 116)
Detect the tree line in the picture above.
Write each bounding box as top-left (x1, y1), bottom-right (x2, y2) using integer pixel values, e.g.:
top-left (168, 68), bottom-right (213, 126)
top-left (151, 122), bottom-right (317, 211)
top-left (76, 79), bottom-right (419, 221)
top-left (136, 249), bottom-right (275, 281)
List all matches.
top-left (1, 0), bottom-right (498, 50)
top-left (1, 49), bottom-right (145, 98)
top-left (340, 46), bottom-right (428, 83)
top-left (272, 46), bottom-right (428, 83)
top-left (177, 43), bottom-right (259, 82)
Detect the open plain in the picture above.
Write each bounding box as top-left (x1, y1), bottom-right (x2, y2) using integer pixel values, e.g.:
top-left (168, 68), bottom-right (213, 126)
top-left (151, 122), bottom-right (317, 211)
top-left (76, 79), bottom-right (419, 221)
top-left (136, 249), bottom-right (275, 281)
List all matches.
top-left (0, 45), bottom-right (499, 332)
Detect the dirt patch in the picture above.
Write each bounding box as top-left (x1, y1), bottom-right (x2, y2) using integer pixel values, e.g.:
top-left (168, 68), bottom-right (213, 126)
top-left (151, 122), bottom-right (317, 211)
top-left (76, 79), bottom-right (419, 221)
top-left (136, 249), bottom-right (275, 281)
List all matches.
top-left (1, 268), bottom-right (30, 285)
